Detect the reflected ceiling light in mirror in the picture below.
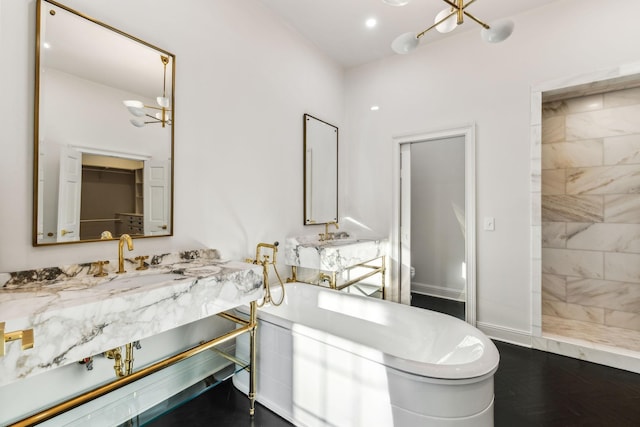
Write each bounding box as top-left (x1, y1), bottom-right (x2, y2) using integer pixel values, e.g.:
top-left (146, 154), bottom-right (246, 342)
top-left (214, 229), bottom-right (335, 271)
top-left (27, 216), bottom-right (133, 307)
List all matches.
top-left (366, 18), bottom-right (377, 28)
top-left (382, 0), bottom-right (411, 6)
top-left (386, 0), bottom-right (514, 54)
top-left (123, 55), bottom-right (172, 128)
top-left (370, 105), bottom-right (380, 111)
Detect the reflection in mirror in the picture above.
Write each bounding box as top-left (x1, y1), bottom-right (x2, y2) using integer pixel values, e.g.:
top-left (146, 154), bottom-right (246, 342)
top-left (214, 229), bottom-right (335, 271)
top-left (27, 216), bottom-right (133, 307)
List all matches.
top-left (34, 0), bottom-right (174, 245)
top-left (303, 114), bottom-right (338, 225)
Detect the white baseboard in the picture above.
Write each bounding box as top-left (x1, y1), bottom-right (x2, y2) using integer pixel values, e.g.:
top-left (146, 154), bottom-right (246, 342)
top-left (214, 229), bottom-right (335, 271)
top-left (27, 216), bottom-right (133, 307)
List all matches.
top-left (411, 282), bottom-right (465, 302)
top-left (475, 322), bottom-right (533, 347)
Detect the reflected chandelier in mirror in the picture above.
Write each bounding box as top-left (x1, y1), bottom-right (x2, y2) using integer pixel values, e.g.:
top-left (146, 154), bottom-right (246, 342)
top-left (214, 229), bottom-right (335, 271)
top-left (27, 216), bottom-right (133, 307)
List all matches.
top-left (33, 0), bottom-right (175, 246)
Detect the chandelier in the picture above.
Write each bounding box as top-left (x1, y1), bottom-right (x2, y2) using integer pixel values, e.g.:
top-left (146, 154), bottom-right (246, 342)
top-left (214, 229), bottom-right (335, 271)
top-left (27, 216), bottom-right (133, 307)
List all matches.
top-left (123, 55), bottom-right (172, 128)
top-left (385, 0), bottom-right (514, 54)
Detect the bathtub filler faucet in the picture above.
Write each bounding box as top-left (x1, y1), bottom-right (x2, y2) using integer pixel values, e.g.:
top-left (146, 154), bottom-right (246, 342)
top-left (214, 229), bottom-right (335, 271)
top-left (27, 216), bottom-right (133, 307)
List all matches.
top-left (117, 234), bottom-right (134, 274)
top-left (319, 221), bottom-right (339, 241)
top-left (246, 242), bottom-right (285, 307)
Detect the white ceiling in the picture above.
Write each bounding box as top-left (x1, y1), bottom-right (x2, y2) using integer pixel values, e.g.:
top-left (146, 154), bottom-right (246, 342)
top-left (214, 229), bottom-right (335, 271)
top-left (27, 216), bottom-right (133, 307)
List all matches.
top-left (40, 0), bottom-right (561, 95)
top-left (259, 0), bottom-right (560, 68)
top-left (41, 1), bottom-right (172, 99)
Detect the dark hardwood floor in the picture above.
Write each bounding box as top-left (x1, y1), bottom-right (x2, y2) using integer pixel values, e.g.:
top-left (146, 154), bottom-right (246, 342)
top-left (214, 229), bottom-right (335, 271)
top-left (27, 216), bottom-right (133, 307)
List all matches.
top-left (494, 341), bottom-right (640, 426)
top-left (146, 297), bottom-right (640, 426)
top-left (144, 379), bottom-right (287, 427)
top-left (410, 292), bottom-right (465, 320)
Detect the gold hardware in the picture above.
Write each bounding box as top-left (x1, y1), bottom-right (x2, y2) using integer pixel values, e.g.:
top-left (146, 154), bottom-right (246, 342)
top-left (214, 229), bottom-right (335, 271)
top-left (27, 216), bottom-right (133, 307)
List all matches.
top-left (60, 229), bottom-right (74, 236)
top-left (135, 255), bottom-right (149, 270)
top-left (1, 322), bottom-right (35, 357)
top-left (100, 230), bottom-right (113, 239)
top-left (105, 343), bottom-right (135, 377)
top-left (93, 260), bottom-right (109, 277)
top-left (160, 225), bottom-right (168, 230)
top-left (11, 304), bottom-right (258, 426)
top-left (247, 242), bottom-right (286, 307)
top-left (286, 266), bottom-right (298, 283)
top-left (319, 272), bottom-right (337, 288)
top-left (117, 234), bottom-right (134, 274)
top-left (319, 221), bottom-right (339, 241)
top-left (291, 255), bottom-right (386, 299)
top-left (255, 242), bottom-right (279, 265)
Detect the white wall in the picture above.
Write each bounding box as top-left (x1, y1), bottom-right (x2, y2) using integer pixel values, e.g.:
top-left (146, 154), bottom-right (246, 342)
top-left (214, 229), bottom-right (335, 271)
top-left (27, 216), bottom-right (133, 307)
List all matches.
top-left (0, 0), bottom-right (342, 420)
top-left (0, 0), bottom-right (343, 272)
top-left (342, 0), bottom-right (640, 335)
top-left (410, 137), bottom-right (466, 298)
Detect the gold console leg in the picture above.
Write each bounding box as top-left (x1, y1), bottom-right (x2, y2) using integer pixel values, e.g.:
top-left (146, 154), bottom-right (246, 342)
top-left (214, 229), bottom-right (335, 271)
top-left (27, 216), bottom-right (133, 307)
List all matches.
top-left (248, 300), bottom-right (257, 416)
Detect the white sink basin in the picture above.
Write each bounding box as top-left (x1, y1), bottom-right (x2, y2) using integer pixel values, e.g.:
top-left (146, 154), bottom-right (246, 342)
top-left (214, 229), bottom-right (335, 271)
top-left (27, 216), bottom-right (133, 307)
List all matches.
top-left (97, 264), bottom-right (223, 290)
top-left (98, 271), bottom-right (186, 290)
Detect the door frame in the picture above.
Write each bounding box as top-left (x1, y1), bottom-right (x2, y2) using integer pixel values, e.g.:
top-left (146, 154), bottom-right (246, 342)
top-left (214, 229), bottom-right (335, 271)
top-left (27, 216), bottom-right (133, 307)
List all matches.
top-left (391, 124), bottom-right (476, 325)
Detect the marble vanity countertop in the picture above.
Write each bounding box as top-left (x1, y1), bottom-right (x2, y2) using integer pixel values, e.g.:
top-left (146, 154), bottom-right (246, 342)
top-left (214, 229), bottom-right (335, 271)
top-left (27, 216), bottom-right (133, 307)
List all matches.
top-left (0, 249), bottom-right (263, 386)
top-left (284, 236), bottom-right (388, 272)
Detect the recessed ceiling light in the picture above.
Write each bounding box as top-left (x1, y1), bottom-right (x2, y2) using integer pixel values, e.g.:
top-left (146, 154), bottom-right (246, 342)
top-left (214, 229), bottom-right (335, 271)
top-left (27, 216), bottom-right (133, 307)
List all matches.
top-left (365, 18), bottom-right (377, 29)
top-left (370, 105), bottom-right (380, 111)
top-left (43, 42), bottom-right (51, 49)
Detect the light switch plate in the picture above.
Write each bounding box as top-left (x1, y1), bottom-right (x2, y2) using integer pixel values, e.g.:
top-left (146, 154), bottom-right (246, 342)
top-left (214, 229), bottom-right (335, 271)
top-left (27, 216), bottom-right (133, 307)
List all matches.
top-left (484, 217), bottom-right (495, 231)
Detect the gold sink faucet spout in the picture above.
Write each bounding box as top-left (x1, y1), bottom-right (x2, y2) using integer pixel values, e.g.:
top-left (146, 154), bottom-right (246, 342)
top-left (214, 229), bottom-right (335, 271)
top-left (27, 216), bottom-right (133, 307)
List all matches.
top-left (117, 234), bottom-right (134, 274)
top-left (320, 221), bottom-right (339, 241)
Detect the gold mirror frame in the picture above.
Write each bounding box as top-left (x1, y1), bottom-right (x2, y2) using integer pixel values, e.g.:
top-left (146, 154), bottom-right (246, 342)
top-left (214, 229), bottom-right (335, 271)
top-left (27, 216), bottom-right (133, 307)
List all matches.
top-left (303, 114), bottom-right (338, 225)
top-left (33, 0), bottom-right (175, 246)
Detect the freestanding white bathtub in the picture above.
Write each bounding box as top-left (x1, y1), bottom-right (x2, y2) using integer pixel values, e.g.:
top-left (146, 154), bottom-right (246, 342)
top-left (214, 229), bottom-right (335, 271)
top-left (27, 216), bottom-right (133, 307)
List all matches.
top-left (233, 283), bottom-right (499, 427)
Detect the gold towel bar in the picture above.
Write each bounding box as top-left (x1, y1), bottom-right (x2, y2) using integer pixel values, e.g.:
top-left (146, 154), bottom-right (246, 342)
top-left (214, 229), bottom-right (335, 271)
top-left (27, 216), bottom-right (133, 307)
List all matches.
top-left (1, 322), bottom-right (35, 357)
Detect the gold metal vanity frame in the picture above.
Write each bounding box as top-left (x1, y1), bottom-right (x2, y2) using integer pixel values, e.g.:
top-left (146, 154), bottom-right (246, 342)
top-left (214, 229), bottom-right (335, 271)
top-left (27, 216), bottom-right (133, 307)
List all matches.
top-left (10, 303), bottom-right (258, 426)
top-left (289, 255), bottom-right (386, 299)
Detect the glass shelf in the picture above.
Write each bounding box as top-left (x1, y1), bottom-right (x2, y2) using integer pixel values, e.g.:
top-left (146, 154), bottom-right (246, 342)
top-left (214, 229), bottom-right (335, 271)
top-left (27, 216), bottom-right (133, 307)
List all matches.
top-left (38, 346), bottom-right (249, 427)
top-left (127, 350), bottom-right (249, 426)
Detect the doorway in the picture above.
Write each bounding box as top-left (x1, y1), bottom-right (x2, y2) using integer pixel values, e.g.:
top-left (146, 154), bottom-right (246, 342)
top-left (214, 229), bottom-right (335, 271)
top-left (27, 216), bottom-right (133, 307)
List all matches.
top-left (392, 125), bottom-right (476, 324)
top-left (407, 136), bottom-right (466, 320)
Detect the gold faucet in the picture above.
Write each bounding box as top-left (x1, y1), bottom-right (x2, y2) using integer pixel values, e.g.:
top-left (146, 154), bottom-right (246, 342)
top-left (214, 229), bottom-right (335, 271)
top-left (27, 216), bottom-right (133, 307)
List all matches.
top-left (319, 221), bottom-right (339, 241)
top-left (117, 234), bottom-right (134, 274)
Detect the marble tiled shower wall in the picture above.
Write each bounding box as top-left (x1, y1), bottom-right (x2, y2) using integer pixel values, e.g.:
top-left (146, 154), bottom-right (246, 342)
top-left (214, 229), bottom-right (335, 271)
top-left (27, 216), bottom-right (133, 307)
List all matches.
top-left (541, 87), bottom-right (640, 352)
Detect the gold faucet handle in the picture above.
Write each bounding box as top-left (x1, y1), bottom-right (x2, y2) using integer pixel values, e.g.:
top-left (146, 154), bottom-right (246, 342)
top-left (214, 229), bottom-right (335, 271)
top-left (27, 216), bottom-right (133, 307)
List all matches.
top-left (1, 322), bottom-right (35, 357)
top-left (93, 260), bottom-right (110, 277)
top-left (135, 256), bottom-right (149, 271)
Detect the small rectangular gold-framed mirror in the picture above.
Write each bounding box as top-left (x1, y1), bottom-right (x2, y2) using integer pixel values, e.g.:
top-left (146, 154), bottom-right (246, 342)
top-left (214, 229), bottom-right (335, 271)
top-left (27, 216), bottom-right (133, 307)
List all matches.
top-left (303, 114), bottom-right (338, 225)
top-left (33, 0), bottom-right (175, 245)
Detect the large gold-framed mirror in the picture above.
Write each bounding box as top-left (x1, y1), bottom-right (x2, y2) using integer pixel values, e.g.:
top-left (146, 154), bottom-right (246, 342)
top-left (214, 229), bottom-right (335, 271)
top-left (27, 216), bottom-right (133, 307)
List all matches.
top-left (33, 0), bottom-right (175, 246)
top-left (303, 114), bottom-right (338, 225)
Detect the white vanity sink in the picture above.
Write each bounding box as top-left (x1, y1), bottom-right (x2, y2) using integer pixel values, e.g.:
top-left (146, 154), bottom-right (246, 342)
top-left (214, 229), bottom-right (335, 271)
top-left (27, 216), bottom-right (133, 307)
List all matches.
top-left (284, 235), bottom-right (387, 272)
top-left (0, 249), bottom-right (263, 386)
